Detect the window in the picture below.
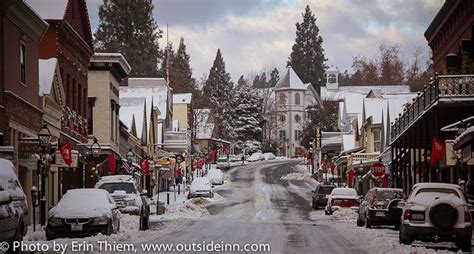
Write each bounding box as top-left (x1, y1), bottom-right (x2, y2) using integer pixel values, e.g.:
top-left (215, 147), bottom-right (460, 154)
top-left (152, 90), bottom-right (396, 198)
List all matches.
top-left (111, 101), bottom-right (115, 142)
top-left (295, 130), bottom-right (302, 141)
top-left (328, 74), bottom-right (337, 84)
top-left (20, 43), bottom-right (26, 84)
top-left (373, 129), bottom-right (381, 152)
top-left (88, 98), bottom-right (95, 135)
top-left (279, 114), bottom-right (286, 123)
top-left (279, 130), bottom-right (286, 140)
top-left (294, 114), bottom-right (301, 123)
top-left (295, 93), bottom-right (300, 105)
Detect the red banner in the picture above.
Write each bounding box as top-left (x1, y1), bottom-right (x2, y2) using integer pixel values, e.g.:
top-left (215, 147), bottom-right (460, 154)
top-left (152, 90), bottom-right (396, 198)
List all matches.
top-left (108, 153), bottom-right (116, 175)
top-left (430, 137), bottom-right (446, 166)
top-left (209, 149), bottom-right (216, 162)
top-left (141, 159), bottom-right (150, 175)
top-left (347, 169), bottom-right (356, 187)
top-left (59, 143), bottom-right (73, 167)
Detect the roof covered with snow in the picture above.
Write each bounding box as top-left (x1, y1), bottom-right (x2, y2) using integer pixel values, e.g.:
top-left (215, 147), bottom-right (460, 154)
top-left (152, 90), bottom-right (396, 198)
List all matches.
top-left (342, 135), bottom-right (355, 151)
top-left (120, 78), bottom-right (171, 138)
top-left (173, 93), bottom-right (192, 104)
top-left (38, 58), bottom-right (57, 96)
top-left (25, 0), bottom-right (68, 20)
top-left (274, 66), bottom-right (309, 90)
top-left (454, 126), bottom-right (474, 145)
top-left (321, 85), bottom-right (410, 101)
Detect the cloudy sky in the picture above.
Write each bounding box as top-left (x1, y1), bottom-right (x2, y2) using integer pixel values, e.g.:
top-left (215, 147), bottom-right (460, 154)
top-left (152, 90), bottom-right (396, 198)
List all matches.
top-left (85, 0), bottom-right (443, 81)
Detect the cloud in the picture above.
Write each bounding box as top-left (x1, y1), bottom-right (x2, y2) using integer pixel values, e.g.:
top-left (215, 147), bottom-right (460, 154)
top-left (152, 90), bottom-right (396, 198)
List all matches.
top-left (80, 0), bottom-right (444, 81)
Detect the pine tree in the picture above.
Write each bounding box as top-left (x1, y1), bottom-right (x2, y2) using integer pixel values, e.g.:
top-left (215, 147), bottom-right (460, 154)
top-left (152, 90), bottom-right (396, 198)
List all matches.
top-left (232, 86), bottom-right (263, 146)
top-left (94, 0), bottom-right (162, 77)
top-left (158, 42), bottom-right (175, 80)
top-left (236, 75), bottom-right (247, 89)
top-left (300, 101), bottom-right (339, 149)
top-left (169, 37), bottom-right (196, 93)
top-left (202, 49), bottom-right (234, 140)
top-left (288, 5), bottom-right (327, 93)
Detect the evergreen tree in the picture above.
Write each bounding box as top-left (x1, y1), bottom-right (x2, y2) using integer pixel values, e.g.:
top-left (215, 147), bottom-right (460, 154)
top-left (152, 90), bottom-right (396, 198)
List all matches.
top-left (236, 75), bottom-right (248, 89)
top-left (169, 37), bottom-right (196, 93)
top-left (158, 42), bottom-right (175, 79)
top-left (300, 101), bottom-right (339, 149)
top-left (252, 74), bottom-right (260, 88)
top-left (232, 86), bottom-right (263, 147)
top-left (94, 0), bottom-right (162, 77)
top-left (288, 5), bottom-right (327, 93)
top-left (202, 49), bottom-right (234, 140)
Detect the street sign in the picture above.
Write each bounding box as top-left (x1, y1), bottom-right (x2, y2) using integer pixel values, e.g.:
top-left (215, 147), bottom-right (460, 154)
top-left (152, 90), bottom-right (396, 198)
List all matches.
top-left (370, 162), bottom-right (385, 178)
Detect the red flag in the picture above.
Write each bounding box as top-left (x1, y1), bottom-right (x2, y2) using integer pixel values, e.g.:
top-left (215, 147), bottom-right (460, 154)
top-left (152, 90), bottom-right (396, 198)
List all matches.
top-left (430, 137), bottom-right (446, 166)
top-left (210, 149), bottom-right (216, 162)
top-left (60, 143), bottom-right (73, 167)
top-left (347, 169), bottom-right (356, 187)
top-left (107, 154), bottom-right (116, 175)
top-left (141, 159), bottom-right (150, 175)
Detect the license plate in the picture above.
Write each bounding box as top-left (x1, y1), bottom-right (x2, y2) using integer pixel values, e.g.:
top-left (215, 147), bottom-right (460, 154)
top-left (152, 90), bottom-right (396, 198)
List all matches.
top-left (71, 224), bottom-right (83, 232)
top-left (376, 211), bottom-right (385, 217)
top-left (411, 213), bottom-right (424, 220)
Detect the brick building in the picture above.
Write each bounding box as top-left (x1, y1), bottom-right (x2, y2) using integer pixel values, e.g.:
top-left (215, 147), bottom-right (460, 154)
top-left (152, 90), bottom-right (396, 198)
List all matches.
top-left (424, 0), bottom-right (473, 73)
top-left (27, 0), bottom-right (94, 194)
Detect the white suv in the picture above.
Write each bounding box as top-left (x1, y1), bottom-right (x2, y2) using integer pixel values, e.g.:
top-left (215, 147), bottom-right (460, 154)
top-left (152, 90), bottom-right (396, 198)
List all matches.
top-left (399, 183), bottom-right (472, 252)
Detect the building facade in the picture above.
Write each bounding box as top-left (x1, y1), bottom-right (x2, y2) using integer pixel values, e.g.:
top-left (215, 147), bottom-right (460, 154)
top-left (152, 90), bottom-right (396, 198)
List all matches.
top-left (273, 66), bottom-right (321, 157)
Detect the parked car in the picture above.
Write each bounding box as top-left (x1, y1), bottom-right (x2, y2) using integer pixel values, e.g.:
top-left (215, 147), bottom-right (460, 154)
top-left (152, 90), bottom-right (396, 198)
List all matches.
top-left (398, 183), bottom-right (472, 252)
top-left (216, 156), bottom-right (230, 170)
top-left (325, 187), bottom-right (360, 215)
top-left (247, 152), bottom-right (264, 162)
top-left (45, 189), bottom-right (120, 240)
top-left (312, 184), bottom-right (336, 209)
top-left (357, 187), bottom-right (403, 229)
top-left (95, 175), bottom-right (150, 230)
top-left (0, 159), bottom-right (28, 245)
top-left (263, 152), bottom-right (276, 160)
top-left (207, 169), bottom-right (224, 185)
top-left (188, 177), bottom-right (214, 199)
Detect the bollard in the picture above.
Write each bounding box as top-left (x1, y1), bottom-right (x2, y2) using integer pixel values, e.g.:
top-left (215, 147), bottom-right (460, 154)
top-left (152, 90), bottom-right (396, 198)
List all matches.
top-left (178, 184), bottom-right (181, 195)
top-left (167, 192), bottom-right (170, 205)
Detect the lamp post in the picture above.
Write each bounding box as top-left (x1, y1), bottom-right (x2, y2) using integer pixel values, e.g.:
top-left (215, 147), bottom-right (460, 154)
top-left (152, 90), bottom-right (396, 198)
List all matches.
top-left (126, 149), bottom-right (134, 169)
top-left (88, 138), bottom-right (101, 184)
top-left (38, 124), bottom-right (51, 226)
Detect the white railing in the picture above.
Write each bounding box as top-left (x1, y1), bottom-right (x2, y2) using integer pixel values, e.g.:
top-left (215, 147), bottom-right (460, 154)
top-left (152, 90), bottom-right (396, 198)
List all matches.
top-left (164, 131), bottom-right (191, 149)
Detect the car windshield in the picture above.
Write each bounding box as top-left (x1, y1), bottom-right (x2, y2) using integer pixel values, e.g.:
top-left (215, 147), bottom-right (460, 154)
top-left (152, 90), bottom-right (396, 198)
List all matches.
top-left (415, 188), bottom-right (460, 198)
top-left (98, 182), bottom-right (137, 194)
top-left (375, 190), bottom-right (403, 200)
top-left (318, 187), bottom-right (335, 194)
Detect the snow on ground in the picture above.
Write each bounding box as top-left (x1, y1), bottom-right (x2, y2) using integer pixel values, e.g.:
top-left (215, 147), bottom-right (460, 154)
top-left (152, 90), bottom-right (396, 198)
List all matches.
top-left (280, 172), bottom-right (306, 181)
top-left (310, 209), bottom-right (463, 253)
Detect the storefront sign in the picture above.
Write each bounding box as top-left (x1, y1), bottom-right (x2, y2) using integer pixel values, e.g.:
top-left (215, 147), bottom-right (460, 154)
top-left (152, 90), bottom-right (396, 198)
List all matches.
top-left (18, 139), bottom-right (40, 160)
top-left (370, 162), bottom-right (385, 178)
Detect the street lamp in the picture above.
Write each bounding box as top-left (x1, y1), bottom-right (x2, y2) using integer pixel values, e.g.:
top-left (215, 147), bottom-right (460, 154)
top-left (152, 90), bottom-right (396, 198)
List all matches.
top-left (126, 149), bottom-right (134, 162)
top-left (90, 137), bottom-right (101, 158)
top-left (38, 124), bottom-right (51, 150)
top-left (37, 124), bottom-right (51, 227)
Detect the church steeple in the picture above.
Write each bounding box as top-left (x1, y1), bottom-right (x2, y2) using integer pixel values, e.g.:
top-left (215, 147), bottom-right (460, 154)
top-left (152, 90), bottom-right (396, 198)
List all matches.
top-left (141, 99), bottom-right (148, 145)
top-left (130, 114), bottom-right (137, 137)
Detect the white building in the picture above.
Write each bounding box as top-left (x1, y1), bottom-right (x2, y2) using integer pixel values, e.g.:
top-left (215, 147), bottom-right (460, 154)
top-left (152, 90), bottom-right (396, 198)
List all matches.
top-left (272, 66), bottom-right (321, 157)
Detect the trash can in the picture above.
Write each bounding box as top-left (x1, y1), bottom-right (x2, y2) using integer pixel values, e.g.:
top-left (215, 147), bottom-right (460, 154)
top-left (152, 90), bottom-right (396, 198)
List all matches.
top-left (156, 201), bottom-right (165, 215)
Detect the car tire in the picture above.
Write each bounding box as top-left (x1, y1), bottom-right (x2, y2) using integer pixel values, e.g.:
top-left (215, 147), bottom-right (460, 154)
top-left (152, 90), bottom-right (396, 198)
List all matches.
top-left (456, 238), bottom-right (471, 252)
top-left (312, 200), bottom-right (318, 210)
top-left (394, 222), bottom-right (400, 231)
top-left (365, 215), bottom-right (372, 228)
top-left (106, 223), bottom-right (113, 235)
top-left (356, 215), bottom-right (364, 227)
top-left (399, 228), bottom-right (413, 245)
top-left (117, 220), bottom-right (121, 233)
top-left (8, 221), bottom-right (24, 254)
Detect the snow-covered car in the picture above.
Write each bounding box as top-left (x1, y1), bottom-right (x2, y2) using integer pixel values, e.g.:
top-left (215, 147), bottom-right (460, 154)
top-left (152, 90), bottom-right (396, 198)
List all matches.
top-left (207, 169), bottom-right (224, 185)
top-left (95, 175), bottom-right (150, 230)
top-left (357, 187), bottom-right (403, 228)
top-left (398, 183), bottom-right (472, 252)
top-left (325, 187), bottom-right (360, 215)
top-left (45, 189), bottom-right (120, 240)
top-left (247, 152), bottom-right (264, 162)
top-left (188, 177), bottom-right (214, 199)
top-left (229, 155), bottom-right (241, 162)
top-left (216, 156), bottom-right (230, 170)
top-left (263, 152), bottom-right (276, 160)
top-left (0, 159), bottom-right (28, 244)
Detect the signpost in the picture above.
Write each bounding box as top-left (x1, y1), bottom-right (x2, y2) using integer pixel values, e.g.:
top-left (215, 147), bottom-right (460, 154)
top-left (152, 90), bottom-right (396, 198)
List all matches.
top-left (370, 162), bottom-right (385, 178)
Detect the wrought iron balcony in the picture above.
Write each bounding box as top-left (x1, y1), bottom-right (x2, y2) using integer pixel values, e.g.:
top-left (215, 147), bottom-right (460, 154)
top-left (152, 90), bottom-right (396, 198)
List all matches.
top-left (390, 74), bottom-right (474, 143)
top-left (163, 131), bottom-right (191, 149)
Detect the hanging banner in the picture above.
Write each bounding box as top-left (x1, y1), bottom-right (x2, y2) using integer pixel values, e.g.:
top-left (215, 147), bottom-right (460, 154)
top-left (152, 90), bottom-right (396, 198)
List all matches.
top-left (141, 159), bottom-right (150, 175)
top-left (108, 153), bottom-right (116, 175)
top-left (59, 143), bottom-right (73, 167)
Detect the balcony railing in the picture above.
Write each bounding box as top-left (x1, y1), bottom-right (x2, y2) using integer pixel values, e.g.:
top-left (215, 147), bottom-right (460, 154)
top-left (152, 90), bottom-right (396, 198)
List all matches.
top-left (390, 75), bottom-right (474, 142)
top-left (348, 152), bottom-right (380, 166)
top-left (164, 131), bottom-right (191, 149)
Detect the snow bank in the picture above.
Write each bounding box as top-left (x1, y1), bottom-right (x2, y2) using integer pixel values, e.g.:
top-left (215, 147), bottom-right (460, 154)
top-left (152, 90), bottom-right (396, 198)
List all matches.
top-left (280, 173), bottom-right (306, 181)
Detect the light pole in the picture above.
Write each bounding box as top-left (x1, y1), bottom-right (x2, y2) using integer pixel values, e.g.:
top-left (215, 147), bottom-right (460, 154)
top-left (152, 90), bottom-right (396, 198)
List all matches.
top-left (88, 137), bottom-right (101, 184)
top-left (37, 124), bottom-right (51, 226)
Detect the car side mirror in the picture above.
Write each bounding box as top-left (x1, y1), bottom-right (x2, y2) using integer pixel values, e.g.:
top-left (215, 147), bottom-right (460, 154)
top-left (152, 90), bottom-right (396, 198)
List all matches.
top-left (0, 191), bottom-right (11, 206)
top-left (211, 186), bottom-right (215, 188)
top-left (140, 190), bottom-right (148, 196)
top-left (311, 190), bottom-right (315, 193)
top-left (110, 203), bottom-right (118, 210)
top-left (398, 201), bottom-right (406, 208)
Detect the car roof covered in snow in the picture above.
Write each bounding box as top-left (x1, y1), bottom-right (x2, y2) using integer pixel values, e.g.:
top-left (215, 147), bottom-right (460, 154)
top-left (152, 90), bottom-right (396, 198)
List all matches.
top-left (331, 188), bottom-right (358, 196)
top-left (412, 182), bottom-right (462, 191)
top-left (97, 175), bottom-right (135, 183)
